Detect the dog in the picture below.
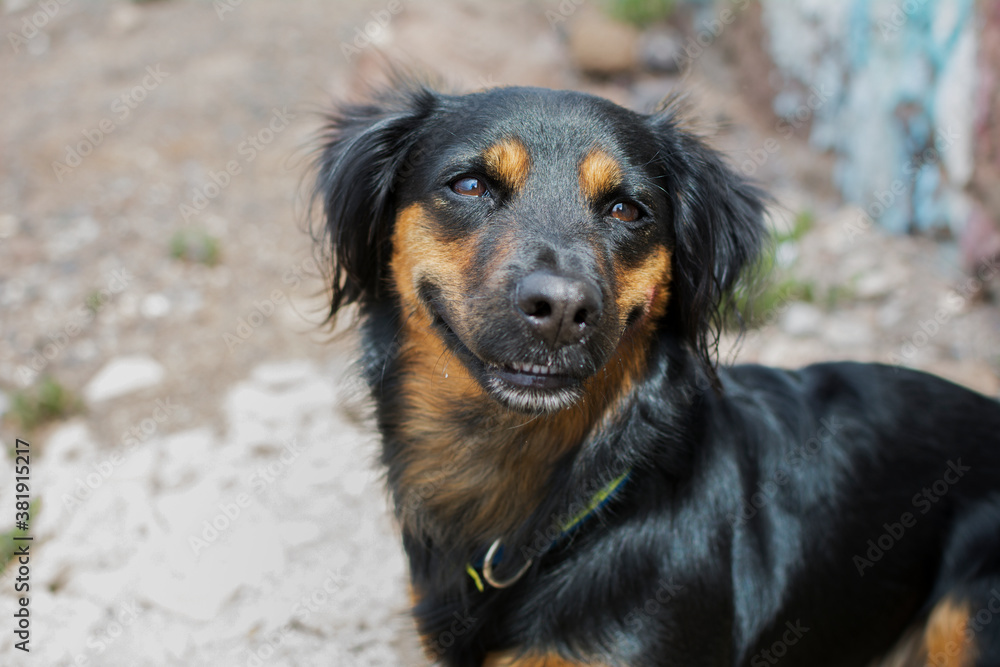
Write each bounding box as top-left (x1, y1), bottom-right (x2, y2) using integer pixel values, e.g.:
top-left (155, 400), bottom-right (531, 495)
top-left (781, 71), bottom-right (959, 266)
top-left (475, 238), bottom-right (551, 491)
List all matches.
top-left (312, 77), bottom-right (1000, 667)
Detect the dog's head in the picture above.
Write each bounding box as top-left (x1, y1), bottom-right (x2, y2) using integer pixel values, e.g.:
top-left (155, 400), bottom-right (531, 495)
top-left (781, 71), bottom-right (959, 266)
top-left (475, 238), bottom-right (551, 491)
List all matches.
top-left (314, 80), bottom-right (766, 414)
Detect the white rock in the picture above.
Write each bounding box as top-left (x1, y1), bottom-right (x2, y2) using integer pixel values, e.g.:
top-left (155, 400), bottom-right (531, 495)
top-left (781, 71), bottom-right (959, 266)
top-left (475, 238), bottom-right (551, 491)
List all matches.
top-left (84, 356), bottom-right (166, 403)
top-left (19, 590), bottom-right (103, 664)
top-left (779, 302), bottom-right (824, 337)
top-left (134, 507), bottom-right (285, 621)
top-left (855, 271), bottom-right (898, 299)
top-left (42, 420), bottom-right (94, 465)
top-left (140, 293), bottom-right (171, 319)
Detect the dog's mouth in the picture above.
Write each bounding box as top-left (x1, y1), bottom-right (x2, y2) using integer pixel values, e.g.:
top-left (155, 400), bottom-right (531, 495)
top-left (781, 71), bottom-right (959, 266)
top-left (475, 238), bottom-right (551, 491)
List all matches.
top-left (424, 293), bottom-right (588, 413)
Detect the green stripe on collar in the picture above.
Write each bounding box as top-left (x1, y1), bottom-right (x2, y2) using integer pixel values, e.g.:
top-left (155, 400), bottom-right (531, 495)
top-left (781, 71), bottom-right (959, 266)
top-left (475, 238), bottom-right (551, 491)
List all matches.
top-left (465, 468), bottom-right (632, 591)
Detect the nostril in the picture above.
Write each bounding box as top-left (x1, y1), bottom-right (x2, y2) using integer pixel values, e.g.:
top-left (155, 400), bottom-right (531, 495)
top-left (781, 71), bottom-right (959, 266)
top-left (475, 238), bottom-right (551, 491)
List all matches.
top-left (572, 308), bottom-right (588, 326)
top-left (528, 300), bottom-right (552, 319)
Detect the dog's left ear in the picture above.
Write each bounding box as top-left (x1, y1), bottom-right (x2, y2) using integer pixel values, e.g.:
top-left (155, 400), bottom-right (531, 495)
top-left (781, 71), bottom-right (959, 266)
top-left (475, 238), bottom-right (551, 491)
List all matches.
top-left (646, 106), bottom-right (768, 377)
top-left (312, 80), bottom-right (440, 321)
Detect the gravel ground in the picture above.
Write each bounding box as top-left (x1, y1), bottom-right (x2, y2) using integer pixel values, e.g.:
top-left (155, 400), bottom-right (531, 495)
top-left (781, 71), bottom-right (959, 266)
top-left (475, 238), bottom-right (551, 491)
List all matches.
top-left (1, 1), bottom-right (998, 666)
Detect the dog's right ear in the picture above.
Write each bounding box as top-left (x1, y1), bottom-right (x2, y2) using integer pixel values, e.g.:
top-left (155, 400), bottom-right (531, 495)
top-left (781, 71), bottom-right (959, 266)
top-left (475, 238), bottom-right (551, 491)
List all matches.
top-left (312, 81), bottom-right (439, 320)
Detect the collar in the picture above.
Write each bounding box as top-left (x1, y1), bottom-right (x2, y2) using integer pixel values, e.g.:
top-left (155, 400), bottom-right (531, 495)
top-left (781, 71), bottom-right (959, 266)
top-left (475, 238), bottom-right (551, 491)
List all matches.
top-left (465, 468), bottom-right (632, 592)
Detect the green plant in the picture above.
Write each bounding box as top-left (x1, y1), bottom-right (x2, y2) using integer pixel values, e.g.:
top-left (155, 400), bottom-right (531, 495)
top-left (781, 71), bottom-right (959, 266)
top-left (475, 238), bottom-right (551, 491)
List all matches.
top-left (775, 209), bottom-right (815, 245)
top-left (0, 500), bottom-right (39, 573)
top-left (604, 0), bottom-right (677, 25)
top-left (8, 377), bottom-right (82, 431)
top-left (170, 228), bottom-right (220, 266)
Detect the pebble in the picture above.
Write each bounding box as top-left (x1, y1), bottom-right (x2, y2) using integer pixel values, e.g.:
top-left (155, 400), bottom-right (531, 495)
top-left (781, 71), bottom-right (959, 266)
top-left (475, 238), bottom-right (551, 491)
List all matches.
top-left (84, 355), bottom-right (166, 403)
top-left (140, 293), bottom-right (172, 319)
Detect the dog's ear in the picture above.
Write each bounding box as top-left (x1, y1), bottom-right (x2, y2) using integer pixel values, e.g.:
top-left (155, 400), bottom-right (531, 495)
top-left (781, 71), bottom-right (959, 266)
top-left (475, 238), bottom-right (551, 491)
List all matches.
top-left (647, 105), bottom-right (768, 381)
top-left (312, 80), bottom-right (439, 320)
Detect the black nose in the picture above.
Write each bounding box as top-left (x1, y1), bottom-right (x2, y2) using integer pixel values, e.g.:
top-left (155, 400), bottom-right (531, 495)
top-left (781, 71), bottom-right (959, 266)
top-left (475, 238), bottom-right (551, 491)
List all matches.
top-left (515, 272), bottom-right (602, 348)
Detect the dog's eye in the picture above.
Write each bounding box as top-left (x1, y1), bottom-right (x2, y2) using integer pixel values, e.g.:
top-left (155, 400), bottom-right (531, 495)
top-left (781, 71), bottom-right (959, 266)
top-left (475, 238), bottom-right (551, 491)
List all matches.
top-left (451, 177), bottom-right (489, 197)
top-left (609, 201), bottom-right (641, 222)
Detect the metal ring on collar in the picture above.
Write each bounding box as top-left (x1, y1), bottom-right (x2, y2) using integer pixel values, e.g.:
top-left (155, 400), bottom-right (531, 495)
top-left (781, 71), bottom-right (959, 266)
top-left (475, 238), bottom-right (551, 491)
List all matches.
top-left (482, 538), bottom-right (533, 589)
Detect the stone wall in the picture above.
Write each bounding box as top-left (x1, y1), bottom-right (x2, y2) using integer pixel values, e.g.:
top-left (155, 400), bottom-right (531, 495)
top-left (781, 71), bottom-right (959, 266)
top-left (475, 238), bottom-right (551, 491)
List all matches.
top-left (756, 0), bottom-right (978, 237)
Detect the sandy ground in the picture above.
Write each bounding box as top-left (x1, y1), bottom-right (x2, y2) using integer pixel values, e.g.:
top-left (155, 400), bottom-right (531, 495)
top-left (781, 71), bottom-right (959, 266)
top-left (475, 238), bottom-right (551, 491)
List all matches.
top-left (1, 1), bottom-right (998, 665)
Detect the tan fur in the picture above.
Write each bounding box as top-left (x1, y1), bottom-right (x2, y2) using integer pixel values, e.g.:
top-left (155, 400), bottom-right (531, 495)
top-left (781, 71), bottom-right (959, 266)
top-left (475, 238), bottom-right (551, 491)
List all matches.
top-left (484, 651), bottom-right (609, 667)
top-left (578, 149), bottom-right (623, 201)
top-left (483, 138), bottom-right (531, 193)
top-left (921, 598), bottom-right (977, 667)
top-left (388, 203), bottom-right (672, 547)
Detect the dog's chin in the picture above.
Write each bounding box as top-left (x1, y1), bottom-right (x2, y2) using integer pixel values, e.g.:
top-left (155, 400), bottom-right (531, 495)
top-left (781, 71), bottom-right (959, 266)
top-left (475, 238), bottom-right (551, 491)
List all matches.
top-left (483, 368), bottom-right (585, 414)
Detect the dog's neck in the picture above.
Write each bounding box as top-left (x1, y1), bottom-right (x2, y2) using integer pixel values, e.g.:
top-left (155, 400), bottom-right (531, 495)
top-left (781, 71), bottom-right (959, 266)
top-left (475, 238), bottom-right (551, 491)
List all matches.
top-left (367, 305), bottom-right (660, 555)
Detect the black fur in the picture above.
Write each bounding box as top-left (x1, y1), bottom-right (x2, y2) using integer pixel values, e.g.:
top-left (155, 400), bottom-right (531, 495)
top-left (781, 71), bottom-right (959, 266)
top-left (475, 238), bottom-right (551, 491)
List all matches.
top-left (313, 80), bottom-right (1000, 666)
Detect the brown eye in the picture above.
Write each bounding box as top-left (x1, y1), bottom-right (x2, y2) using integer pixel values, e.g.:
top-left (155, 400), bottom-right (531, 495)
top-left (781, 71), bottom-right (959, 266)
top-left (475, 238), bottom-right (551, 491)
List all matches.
top-left (609, 201), bottom-right (641, 222)
top-left (451, 177), bottom-right (488, 197)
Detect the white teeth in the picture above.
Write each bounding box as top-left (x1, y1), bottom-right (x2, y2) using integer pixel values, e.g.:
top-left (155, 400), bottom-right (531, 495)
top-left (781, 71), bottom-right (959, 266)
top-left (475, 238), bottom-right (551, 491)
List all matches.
top-left (509, 362), bottom-right (554, 375)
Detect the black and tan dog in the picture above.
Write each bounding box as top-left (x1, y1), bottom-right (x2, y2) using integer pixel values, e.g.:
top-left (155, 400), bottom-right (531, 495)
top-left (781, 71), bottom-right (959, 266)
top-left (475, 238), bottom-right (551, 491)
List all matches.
top-left (312, 78), bottom-right (1000, 667)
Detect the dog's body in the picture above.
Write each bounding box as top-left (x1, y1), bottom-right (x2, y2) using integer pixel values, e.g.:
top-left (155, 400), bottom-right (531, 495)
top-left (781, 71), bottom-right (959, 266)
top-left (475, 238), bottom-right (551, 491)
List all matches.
top-left (314, 80), bottom-right (1000, 666)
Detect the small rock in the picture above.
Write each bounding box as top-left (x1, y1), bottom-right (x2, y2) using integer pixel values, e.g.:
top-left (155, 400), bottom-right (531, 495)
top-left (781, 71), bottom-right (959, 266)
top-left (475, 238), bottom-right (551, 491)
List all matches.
top-left (43, 420), bottom-right (94, 465)
top-left (855, 270), bottom-right (900, 300)
top-left (140, 293), bottom-right (171, 319)
top-left (84, 355), bottom-right (166, 403)
top-left (567, 8), bottom-right (641, 76)
top-left (779, 302), bottom-right (823, 337)
top-left (134, 508), bottom-right (285, 621)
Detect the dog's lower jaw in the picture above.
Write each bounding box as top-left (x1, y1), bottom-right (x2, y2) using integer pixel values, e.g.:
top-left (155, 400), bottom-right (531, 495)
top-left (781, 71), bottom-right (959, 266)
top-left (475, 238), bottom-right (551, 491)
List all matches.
top-left (485, 375), bottom-right (585, 414)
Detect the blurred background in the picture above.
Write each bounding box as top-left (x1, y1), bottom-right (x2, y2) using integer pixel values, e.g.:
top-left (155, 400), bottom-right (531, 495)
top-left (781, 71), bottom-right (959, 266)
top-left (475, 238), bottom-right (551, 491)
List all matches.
top-left (1, 0), bottom-right (998, 665)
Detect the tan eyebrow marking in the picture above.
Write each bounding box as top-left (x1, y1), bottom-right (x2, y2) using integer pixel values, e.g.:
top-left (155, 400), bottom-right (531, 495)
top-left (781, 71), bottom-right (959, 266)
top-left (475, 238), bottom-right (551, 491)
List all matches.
top-left (579, 148), bottom-right (623, 200)
top-left (482, 138), bottom-right (531, 193)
